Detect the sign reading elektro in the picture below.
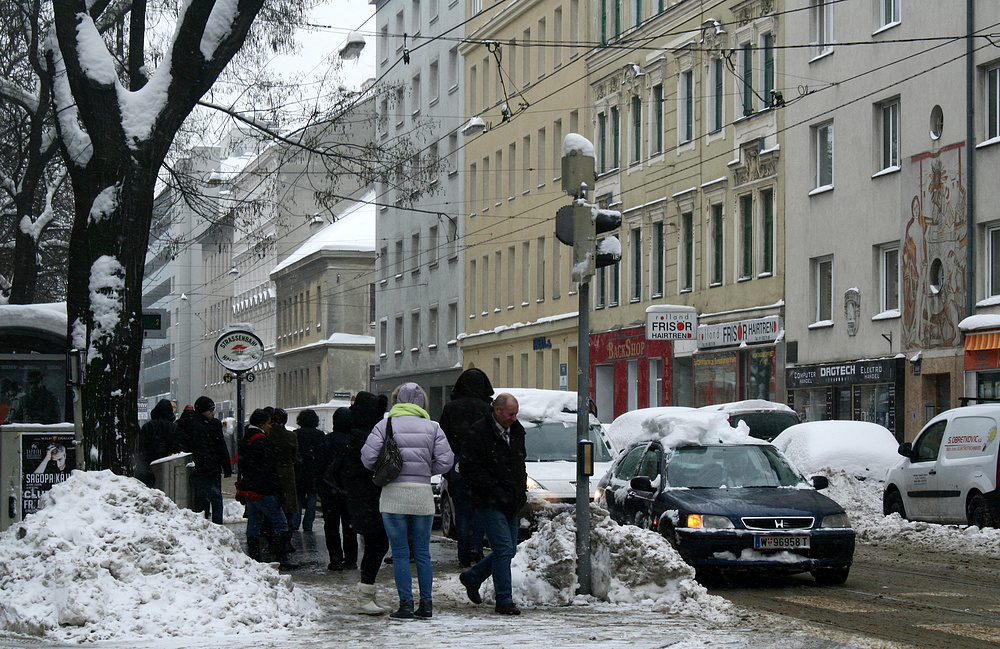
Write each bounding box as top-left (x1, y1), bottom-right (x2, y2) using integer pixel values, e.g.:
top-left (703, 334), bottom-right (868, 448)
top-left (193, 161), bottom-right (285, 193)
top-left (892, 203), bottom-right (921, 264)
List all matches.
top-left (645, 305), bottom-right (698, 341)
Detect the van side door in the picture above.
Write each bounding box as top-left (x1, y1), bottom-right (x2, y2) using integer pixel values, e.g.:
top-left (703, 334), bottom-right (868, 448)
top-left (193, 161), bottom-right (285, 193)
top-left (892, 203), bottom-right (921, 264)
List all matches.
top-left (936, 415), bottom-right (998, 523)
top-left (902, 420), bottom-right (947, 521)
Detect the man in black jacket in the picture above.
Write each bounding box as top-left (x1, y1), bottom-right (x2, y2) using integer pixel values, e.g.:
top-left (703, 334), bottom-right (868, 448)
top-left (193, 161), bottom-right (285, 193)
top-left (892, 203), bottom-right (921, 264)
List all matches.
top-left (184, 396), bottom-right (231, 524)
top-left (458, 393), bottom-right (526, 616)
top-left (239, 408), bottom-right (294, 567)
top-left (438, 368), bottom-right (493, 566)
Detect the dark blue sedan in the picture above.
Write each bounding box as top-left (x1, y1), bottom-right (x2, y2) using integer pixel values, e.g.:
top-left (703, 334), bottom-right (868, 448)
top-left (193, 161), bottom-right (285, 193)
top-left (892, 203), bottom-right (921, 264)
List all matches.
top-left (599, 441), bottom-right (855, 585)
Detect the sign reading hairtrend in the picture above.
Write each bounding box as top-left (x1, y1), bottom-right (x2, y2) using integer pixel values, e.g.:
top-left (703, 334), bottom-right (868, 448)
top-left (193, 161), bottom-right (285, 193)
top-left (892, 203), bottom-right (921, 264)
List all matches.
top-left (214, 330), bottom-right (265, 372)
top-left (645, 305), bottom-right (698, 340)
top-left (698, 316), bottom-right (783, 349)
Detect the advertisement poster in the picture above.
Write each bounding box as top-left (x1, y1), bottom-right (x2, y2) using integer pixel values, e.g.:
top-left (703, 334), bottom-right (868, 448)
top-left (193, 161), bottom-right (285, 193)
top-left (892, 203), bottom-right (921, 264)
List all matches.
top-left (21, 432), bottom-right (77, 517)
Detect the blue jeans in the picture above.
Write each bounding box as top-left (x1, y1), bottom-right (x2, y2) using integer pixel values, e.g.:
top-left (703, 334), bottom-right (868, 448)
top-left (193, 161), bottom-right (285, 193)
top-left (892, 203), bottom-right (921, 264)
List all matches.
top-left (448, 470), bottom-right (484, 565)
top-left (464, 508), bottom-right (519, 605)
top-left (290, 490), bottom-right (318, 531)
top-left (381, 513), bottom-right (434, 602)
top-left (190, 474), bottom-right (223, 524)
top-left (246, 495), bottom-right (288, 538)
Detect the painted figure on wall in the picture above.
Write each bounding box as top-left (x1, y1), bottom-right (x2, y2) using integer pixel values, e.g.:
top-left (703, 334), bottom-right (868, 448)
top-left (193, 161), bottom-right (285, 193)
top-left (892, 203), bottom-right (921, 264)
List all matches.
top-left (902, 146), bottom-right (967, 350)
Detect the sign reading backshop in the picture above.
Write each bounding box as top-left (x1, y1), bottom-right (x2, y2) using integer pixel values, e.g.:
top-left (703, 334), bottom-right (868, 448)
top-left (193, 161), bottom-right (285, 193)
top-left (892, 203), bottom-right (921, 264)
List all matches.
top-left (786, 358), bottom-right (897, 388)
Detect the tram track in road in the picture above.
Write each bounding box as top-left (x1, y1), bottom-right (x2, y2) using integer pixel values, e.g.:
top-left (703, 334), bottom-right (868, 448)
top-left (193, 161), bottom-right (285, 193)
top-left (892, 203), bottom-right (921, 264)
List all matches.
top-left (711, 542), bottom-right (1000, 649)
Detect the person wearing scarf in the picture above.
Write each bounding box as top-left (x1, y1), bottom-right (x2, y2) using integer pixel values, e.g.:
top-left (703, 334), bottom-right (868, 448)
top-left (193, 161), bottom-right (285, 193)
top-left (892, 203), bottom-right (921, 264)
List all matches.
top-left (361, 383), bottom-right (453, 620)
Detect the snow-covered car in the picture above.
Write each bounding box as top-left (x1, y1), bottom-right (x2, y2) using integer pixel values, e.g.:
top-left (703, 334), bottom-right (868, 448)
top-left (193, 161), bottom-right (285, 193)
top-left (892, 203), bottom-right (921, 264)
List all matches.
top-left (883, 404), bottom-right (1000, 528)
top-left (772, 420), bottom-right (899, 481)
top-left (439, 388), bottom-right (615, 538)
top-left (699, 400), bottom-right (801, 442)
top-left (599, 408), bottom-right (855, 585)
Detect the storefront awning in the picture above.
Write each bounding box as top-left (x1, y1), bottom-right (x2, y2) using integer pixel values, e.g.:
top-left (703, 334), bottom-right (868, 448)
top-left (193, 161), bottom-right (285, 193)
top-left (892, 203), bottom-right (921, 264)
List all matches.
top-left (965, 331), bottom-right (1000, 351)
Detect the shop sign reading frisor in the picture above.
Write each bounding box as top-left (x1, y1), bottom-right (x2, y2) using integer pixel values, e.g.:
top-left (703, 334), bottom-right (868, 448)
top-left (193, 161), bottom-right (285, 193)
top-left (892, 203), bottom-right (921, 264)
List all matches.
top-left (698, 316), bottom-right (782, 349)
top-left (214, 330), bottom-right (265, 372)
top-left (645, 305), bottom-right (698, 340)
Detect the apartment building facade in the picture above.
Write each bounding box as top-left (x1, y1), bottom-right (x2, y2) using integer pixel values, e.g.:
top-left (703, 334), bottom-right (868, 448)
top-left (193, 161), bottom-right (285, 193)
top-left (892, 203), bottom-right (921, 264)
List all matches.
top-left (371, 0), bottom-right (467, 417)
top-left (783, 0), bottom-right (1000, 440)
top-left (458, 0), bottom-right (591, 394)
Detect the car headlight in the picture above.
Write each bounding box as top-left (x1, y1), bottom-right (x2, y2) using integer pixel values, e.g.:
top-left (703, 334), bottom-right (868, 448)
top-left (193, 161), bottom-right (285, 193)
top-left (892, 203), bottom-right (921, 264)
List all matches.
top-left (821, 513), bottom-right (851, 528)
top-left (526, 477), bottom-right (545, 491)
top-left (686, 514), bottom-right (734, 529)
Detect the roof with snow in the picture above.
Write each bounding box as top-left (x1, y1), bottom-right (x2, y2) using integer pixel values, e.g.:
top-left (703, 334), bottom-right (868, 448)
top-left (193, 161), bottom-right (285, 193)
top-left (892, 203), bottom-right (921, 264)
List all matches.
top-left (270, 191), bottom-right (376, 277)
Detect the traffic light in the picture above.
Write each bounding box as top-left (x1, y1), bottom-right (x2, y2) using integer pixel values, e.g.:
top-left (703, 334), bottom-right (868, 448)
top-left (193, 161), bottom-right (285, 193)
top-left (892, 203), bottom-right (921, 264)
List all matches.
top-left (557, 201), bottom-right (621, 283)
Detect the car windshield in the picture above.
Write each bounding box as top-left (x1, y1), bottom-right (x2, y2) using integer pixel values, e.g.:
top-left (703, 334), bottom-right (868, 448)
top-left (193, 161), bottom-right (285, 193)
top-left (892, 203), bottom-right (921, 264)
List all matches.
top-left (729, 412), bottom-right (800, 441)
top-left (523, 422), bottom-right (614, 462)
top-left (665, 445), bottom-right (802, 488)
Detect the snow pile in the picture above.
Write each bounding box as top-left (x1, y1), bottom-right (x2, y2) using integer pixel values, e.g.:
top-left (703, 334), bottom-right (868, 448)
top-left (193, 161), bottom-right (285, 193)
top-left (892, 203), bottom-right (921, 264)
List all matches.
top-left (0, 471), bottom-right (320, 642)
top-left (607, 407), bottom-right (752, 451)
top-left (773, 421), bottom-right (899, 481)
top-left (496, 388), bottom-right (577, 421)
top-left (510, 507), bottom-right (730, 620)
top-left (821, 469), bottom-right (1000, 558)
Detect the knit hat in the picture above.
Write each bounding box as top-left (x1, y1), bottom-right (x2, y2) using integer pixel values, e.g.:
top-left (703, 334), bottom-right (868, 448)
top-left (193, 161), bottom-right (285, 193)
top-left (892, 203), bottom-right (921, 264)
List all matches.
top-left (194, 396), bottom-right (215, 413)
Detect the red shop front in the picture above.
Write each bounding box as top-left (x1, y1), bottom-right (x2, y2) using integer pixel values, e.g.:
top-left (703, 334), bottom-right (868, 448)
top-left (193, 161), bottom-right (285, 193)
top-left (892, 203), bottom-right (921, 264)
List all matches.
top-left (589, 326), bottom-right (673, 423)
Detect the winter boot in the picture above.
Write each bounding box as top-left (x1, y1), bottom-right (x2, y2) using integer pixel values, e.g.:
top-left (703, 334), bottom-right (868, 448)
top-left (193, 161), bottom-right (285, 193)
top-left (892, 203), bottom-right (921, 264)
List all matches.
top-left (276, 534), bottom-right (301, 569)
top-left (389, 599), bottom-right (414, 620)
top-left (247, 536), bottom-right (263, 562)
top-left (414, 599), bottom-right (432, 619)
top-left (355, 583), bottom-right (388, 615)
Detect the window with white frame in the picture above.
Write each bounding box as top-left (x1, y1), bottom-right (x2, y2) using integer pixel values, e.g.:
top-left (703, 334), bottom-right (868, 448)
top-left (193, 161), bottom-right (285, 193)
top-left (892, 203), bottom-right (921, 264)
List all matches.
top-left (521, 241), bottom-right (531, 304)
top-left (537, 18), bottom-right (546, 79)
top-left (652, 221), bottom-right (664, 297)
top-left (681, 69), bottom-right (694, 142)
top-left (711, 204), bottom-right (724, 285)
top-left (537, 127), bottom-right (546, 187)
top-left (596, 265), bottom-right (607, 308)
top-left (740, 42), bottom-right (753, 116)
top-left (394, 314), bottom-right (404, 354)
top-left (880, 100), bottom-right (900, 170)
top-left (410, 310), bottom-right (421, 352)
top-left (379, 319), bottom-right (388, 357)
top-left (551, 236), bottom-right (562, 299)
top-left (814, 256), bottom-right (833, 322)
top-left (428, 225), bottom-right (439, 267)
top-left (494, 250), bottom-right (502, 311)
top-left (536, 236), bottom-right (546, 301)
top-left (429, 60), bottom-right (439, 105)
top-left (395, 239), bottom-right (404, 277)
top-left (880, 0), bottom-right (899, 29)
top-left (987, 64), bottom-right (1000, 141)
top-left (448, 302), bottom-right (458, 342)
top-left (880, 243), bottom-right (900, 311)
top-left (610, 256), bottom-right (620, 306)
top-left (633, 0), bottom-right (641, 27)
top-left (611, 106), bottom-right (620, 169)
top-left (710, 57), bottom-right (724, 133)
top-left (379, 245), bottom-right (388, 281)
top-left (448, 47), bottom-right (459, 90)
top-left (814, 121), bottom-right (834, 188)
top-left (554, 8), bottom-right (563, 68)
top-left (630, 227), bottom-right (642, 301)
top-left (632, 95), bottom-right (642, 163)
top-left (762, 32), bottom-right (775, 107)
top-left (812, 0), bottom-right (833, 55)
top-left (481, 254), bottom-right (489, 314)
top-left (468, 258), bottom-right (477, 316)
top-left (428, 306), bottom-right (438, 348)
top-left (523, 135), bottom-right (531, 193)
top-left (411, 0), bottom-right (420, 32)
top-left (507, 247), bottom-right (516, 308)
top-left (988, 226), bottom-right (1000, 297)
top-left (681, 212), bottom-right (693, 291)
top-left (598, 112), bottom-right (608, 173)
top-left (739, 194), bottom-right (753, 279)
top-left (762, 189), bottom-right (774, 275)
top-left (411, 231), bottom-right (421, 272)
top-left (653, 84), bottom-right (663, 154)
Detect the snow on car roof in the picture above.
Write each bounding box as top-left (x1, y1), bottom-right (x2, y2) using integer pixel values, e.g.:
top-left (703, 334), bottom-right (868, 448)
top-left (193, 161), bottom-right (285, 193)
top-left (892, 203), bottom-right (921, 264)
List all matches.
top-left (493, 388), bottom-right (578, 422)
top-left (698, 399), bottom-right (796, 414)
top-left (772, 420), bottom-right (900, 480)
top-left (606, 407), bottom-right (757, 451)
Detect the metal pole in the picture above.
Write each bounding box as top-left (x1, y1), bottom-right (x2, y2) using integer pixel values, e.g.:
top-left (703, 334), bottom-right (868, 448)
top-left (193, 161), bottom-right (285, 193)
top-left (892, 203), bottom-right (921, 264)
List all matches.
top-left (966, 0), bottom-right (976, 319)
top-left (236, 372), bottom-right (245, 445)
top-left (575, 280), bottom-right (591, 595)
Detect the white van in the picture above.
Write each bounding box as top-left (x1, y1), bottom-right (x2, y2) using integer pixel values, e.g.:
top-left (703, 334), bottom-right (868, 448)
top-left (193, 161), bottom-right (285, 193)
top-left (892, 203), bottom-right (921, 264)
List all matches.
top-left (882, 404), bottom-right (1000, 527)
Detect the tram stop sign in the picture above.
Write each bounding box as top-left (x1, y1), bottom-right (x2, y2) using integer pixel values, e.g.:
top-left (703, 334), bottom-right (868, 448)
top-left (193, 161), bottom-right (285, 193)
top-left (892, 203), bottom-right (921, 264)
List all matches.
top-left (214, 330), bottom-right (265, 372)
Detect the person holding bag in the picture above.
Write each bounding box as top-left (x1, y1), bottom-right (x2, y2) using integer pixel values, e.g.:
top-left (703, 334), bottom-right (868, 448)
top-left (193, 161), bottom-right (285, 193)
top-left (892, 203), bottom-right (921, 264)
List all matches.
top-left (361, 383), bottom-right (453, 620)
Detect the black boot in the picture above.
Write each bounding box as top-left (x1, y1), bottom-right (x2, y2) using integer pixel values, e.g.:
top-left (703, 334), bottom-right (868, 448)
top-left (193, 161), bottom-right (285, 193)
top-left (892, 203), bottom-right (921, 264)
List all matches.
top-left (389, 599), bottom-right (414, 620)
top-left (247, 536), bottom-right (263, 562)
top-left (414, 599), bottom-right (432, 619)
top-left (277, 533), bottom-right (300, 569)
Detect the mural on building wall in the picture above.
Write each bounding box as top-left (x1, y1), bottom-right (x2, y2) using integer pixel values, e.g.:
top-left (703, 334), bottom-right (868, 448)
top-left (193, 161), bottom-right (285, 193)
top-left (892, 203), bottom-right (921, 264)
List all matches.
top-left (901, 143), bottom-right (967, 350)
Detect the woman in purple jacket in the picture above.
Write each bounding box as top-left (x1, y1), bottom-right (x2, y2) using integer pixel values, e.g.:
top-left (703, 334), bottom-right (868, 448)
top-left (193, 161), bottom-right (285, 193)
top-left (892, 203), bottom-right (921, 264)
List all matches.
top-left (361, 382), bottom-right (453, 620)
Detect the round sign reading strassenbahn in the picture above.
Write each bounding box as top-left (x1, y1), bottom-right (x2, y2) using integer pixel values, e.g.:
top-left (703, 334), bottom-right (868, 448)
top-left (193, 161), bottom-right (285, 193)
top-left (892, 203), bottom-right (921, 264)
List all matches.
top-left (214, 330), bottom-right (265, 372)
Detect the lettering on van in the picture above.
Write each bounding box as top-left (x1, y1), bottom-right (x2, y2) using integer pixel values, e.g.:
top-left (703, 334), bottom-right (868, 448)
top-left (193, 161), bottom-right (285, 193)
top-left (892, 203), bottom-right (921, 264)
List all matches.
top-left (944, 426), bottom-right (996, 455)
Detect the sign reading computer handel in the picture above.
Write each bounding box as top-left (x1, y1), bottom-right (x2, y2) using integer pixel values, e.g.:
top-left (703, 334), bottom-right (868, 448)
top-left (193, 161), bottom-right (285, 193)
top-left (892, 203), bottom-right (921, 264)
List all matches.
top-left (214, 330), bottom-right (265, 372)
top-left (646, 305), bottom-right (698, 340)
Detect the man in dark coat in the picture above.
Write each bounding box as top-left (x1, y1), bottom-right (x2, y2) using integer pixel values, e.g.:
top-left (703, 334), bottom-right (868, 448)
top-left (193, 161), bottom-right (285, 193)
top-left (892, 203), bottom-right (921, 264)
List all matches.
top-left (458, 393), bottom-right (527, 616)
top-left (238, 408), bottom-right (294, 567)
top-left (135, 399), bottom-right (181, 487)
top-left (292, 409), bottom-right (326, 533)
top-left (319, 406), bottom-right (358, 570)
top-left (183, 396), bottom-right (231, 524)
top-left (438, 368), bottom-right (493, 566)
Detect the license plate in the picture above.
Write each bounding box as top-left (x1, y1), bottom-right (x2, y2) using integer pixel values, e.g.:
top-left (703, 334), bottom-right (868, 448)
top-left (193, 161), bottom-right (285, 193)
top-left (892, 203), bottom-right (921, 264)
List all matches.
top-left (753, 535), bottom-right (810, 550)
